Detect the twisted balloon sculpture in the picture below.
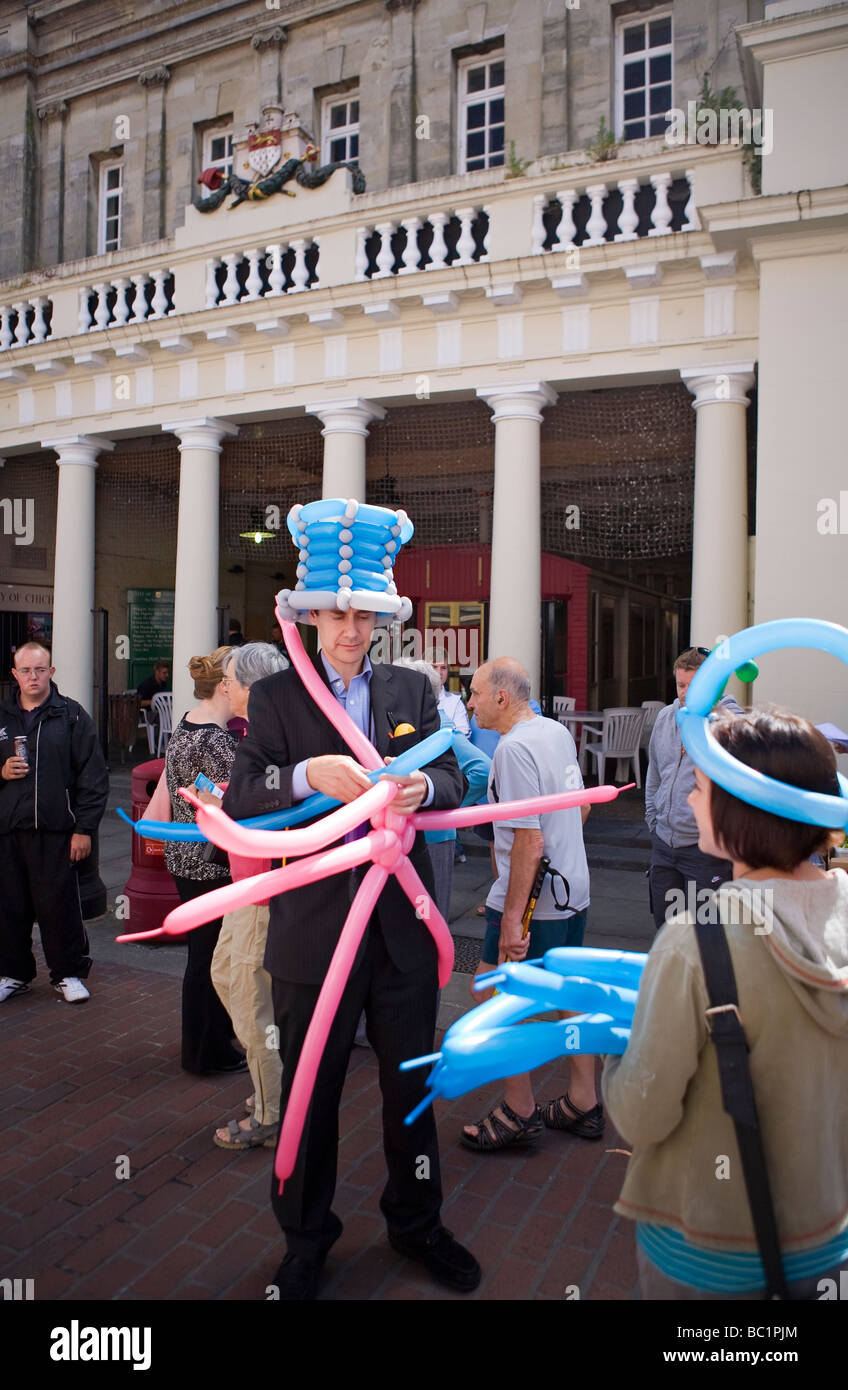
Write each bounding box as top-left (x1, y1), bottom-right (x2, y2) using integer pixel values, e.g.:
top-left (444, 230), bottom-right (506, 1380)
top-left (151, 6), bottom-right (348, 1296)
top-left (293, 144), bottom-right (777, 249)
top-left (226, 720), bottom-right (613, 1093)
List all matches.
top-left (117, 615), bottom-right (629, 1191)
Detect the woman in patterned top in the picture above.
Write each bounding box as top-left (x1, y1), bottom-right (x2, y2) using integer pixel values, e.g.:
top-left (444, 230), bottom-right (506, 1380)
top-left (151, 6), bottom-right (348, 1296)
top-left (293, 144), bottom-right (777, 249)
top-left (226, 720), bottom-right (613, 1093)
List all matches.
top-left (164, 645), bottom-right (244, 1074)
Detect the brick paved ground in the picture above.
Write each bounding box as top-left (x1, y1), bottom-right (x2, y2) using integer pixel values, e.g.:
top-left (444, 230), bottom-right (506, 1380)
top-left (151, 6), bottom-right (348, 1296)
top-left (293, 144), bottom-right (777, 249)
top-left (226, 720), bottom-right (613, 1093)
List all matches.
top-left (0, 944), bottom-right (638, 1302)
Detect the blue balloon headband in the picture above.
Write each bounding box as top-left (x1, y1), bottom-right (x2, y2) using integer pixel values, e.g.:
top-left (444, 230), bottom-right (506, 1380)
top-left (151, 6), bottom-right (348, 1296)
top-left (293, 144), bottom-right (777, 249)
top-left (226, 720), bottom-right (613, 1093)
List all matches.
top-left (275, 498), bottom-right (415, 627)
top-left (678, 618), bottom-right (848, 830)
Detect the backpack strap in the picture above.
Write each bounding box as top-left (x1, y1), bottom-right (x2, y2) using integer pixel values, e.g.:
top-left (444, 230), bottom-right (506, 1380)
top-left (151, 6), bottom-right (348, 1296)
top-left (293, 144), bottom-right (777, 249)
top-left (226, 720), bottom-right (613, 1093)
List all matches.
top-left (693, 919), bottom-right (790, 1301)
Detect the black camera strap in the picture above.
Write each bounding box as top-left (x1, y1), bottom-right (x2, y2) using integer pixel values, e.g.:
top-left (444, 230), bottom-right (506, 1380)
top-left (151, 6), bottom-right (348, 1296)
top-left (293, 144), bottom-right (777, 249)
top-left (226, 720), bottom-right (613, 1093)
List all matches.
top-left (693, 919), bottom-right (790, 1301)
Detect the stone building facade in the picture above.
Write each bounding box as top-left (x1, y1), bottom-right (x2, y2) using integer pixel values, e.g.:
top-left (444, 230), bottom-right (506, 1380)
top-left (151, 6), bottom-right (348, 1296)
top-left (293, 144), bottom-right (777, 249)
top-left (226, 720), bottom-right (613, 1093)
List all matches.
top-left (0, 0), bottom-right (846, 728)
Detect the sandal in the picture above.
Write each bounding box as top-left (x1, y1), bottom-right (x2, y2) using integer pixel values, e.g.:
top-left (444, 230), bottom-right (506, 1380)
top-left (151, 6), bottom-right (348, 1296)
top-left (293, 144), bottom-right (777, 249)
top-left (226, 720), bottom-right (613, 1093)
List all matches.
top-left (461, 1100), bottom-right (543, 1153)
top-left (213, 1115), bottom-right (278, 1150)
top-left (541, 1092), bottom-right (605, 1141)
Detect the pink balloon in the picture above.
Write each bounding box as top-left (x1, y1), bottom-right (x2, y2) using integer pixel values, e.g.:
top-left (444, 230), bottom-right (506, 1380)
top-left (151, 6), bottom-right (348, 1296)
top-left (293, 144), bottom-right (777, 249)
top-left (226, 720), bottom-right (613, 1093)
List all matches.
top-left (413, 782), bottom-right (631, 832)
top-left (276, 615), bottom-right (383, 772)
top-left (183, 776), bottom-right (397, 859)
top-left (275, 862), bottom-right (388, 1188)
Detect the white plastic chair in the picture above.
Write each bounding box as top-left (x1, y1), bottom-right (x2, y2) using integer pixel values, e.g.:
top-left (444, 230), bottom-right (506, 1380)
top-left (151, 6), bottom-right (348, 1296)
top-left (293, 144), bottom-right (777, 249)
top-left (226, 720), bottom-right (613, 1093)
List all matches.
top-left (151, 691), bottom-right (173, 756)
top-left (640, 700), bottom-right (666, 749)
top-left (579, 707), bottom-right (647, 787)
top-left (552, 695), bottom-right (576, 718)
top-left (137, 703), bottom-right (156, 756)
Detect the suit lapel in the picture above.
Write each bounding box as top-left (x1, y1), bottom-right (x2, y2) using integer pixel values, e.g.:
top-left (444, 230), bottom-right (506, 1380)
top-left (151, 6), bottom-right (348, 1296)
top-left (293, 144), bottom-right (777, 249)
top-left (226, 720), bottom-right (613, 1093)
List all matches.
top-left (369, 662), bottom-right (395, 758)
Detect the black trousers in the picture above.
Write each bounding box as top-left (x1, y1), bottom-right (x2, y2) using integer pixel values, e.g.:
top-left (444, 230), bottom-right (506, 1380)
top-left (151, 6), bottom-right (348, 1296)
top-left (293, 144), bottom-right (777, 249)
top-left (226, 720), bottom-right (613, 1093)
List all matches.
top-left (173, 875), bottom-right (242, 1074)
top-left (648, 834), bottom-right (733, 931)
top-left (0, 830), bottom-right (91, 984)
top-left (271, 916), bottom-right (443, 1261)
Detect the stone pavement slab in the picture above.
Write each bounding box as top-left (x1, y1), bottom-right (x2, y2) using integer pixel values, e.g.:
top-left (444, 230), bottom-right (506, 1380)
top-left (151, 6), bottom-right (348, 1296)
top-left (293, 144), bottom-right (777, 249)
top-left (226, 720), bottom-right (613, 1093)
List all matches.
top-left (0, 943), bottom-right (637, 1302)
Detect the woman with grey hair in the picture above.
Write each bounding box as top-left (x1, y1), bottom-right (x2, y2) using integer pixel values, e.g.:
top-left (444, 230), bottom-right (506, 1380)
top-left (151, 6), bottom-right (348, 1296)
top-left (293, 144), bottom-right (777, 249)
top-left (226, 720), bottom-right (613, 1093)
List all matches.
top-left (207, 642), bottom-right (290, 1150)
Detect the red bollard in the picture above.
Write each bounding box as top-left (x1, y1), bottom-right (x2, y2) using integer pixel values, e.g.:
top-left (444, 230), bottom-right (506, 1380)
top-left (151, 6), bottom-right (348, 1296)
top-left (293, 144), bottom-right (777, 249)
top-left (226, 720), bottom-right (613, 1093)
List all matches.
top-left (122, 759), bottom-right (181, 936)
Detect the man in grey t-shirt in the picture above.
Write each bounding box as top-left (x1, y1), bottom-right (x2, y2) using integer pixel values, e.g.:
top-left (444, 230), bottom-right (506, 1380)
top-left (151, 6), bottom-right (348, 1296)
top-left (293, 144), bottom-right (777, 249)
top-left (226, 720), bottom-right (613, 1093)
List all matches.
top-left (460, 658), bottom-right (605, 1154)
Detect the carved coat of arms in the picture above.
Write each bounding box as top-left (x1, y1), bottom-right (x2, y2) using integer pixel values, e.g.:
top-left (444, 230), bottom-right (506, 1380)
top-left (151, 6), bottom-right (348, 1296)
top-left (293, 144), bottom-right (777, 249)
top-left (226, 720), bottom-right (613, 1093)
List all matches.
top-left (195, 105), bottom-right (366, 211)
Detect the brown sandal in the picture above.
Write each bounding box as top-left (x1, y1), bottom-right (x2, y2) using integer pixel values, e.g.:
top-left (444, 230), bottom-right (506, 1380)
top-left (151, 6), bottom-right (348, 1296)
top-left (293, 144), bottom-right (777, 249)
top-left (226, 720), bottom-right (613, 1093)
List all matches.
top-left (541, 1092), bottom-right (605, 1141)
top-left (461, 1100), bottom-right (543, 1153)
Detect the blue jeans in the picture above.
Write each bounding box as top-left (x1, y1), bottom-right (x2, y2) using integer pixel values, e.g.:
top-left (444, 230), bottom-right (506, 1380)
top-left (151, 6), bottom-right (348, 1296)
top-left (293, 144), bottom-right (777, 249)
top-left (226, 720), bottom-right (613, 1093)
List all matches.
top-left (481, 905), bottom-right (588, 965)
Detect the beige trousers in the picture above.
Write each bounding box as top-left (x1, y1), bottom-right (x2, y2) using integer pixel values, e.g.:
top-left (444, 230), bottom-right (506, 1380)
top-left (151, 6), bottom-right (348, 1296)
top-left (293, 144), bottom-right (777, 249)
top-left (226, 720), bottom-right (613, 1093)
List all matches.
top-left (211, 903), bottom-right (282, 1126)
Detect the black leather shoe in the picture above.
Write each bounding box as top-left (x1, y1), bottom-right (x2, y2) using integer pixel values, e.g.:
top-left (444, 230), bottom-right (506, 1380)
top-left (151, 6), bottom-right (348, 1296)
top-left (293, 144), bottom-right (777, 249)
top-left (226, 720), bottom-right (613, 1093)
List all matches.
top-left (269, 1253), bottom-right (325, 1301)
top-left (389, 1226), bottom-right (481, 1293)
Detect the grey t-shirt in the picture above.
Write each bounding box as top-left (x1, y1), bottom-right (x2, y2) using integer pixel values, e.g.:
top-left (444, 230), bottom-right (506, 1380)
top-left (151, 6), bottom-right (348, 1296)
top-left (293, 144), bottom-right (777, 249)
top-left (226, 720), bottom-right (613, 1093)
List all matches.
top-left (486, 715), bottom-right (590, 918)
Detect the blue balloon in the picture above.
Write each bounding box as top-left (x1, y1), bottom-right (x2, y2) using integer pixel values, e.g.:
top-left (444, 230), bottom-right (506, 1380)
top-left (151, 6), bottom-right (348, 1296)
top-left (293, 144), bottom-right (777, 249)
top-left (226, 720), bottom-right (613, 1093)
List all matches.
top-left (678, 618), bottom-right (848, 829)
top-left (401, 947), bottom-right (647, 1121)
top-left (120, 726), bottom-right (454, 844)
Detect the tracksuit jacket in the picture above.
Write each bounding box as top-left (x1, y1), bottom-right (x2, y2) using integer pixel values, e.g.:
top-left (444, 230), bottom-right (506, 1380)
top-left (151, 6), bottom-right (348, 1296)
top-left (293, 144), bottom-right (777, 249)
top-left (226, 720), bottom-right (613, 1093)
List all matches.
top-left (0, 684), bottom-right (108, 836)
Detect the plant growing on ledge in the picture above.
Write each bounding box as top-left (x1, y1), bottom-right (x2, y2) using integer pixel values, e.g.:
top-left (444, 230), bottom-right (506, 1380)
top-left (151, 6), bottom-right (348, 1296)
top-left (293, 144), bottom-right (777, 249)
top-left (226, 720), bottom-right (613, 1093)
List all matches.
top-left (690, 76), bottom-right (763, 194)
top-left (586, 116), bottom-right (619, 163)
top-left (505, 141), bottom-right (532, 179)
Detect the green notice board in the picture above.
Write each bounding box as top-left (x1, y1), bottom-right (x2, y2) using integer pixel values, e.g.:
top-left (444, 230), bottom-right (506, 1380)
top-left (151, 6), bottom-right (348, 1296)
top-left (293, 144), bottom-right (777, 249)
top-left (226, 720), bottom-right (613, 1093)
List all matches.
top-left (127, 588), bottom-right (175, 692)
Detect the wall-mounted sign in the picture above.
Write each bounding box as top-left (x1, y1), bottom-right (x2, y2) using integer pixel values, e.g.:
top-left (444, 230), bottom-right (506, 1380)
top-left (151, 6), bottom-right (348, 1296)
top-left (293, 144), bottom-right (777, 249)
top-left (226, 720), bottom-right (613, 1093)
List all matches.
top-left (127, 588), bottom-right (175, 691)
top-left (0, 583), bottom-right (54, 612)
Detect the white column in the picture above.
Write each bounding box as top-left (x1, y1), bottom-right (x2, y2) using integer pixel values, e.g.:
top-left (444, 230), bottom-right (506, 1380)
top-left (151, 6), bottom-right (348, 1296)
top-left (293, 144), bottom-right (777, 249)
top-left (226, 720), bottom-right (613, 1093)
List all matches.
top-left (304, 398), bottom-right (386, 500)
top-left (476, 382), bottom-right (557, 697)
top-left (162, 418), bottom-right (238, 721)
top-left (45, 434), bottom-right (114, 714)
top-left (680, 364), bottom-right (755, 653)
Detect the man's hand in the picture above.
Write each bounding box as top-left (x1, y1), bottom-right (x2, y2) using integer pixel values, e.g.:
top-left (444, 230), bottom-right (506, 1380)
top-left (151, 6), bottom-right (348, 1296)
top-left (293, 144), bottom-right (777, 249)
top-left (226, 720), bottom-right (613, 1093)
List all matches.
top-left (1, 756), bottom-right (28, 780)
top-left (380, 762), bottom-right (428, 816)
top-left (306, 754), bottom-right (373, 803)
top-left (498, 910), bottom-right (530, 962)
top-left (70, 833), bottom-right (91, 863)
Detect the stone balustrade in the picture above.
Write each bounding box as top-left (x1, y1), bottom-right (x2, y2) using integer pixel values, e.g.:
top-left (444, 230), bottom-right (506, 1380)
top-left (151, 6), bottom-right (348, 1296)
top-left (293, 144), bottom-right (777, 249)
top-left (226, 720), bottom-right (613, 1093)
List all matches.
top-left (530, 169), bottom-right (697, 252)
top-left (354, 207), bottom-right (489, 281)
top-left (0, 297), bottom-right (54, 350)
top-left (204, 239), bottom-right (319, 307)
top-left (77, 269), bottom-right (175, 332)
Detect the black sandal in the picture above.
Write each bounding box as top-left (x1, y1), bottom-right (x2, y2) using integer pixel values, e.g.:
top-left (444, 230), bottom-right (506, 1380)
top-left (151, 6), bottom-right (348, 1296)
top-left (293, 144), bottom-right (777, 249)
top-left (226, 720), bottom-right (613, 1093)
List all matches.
top-left (541, 1092), bottom-right (605, 1141)
top-left (461, 1100), bottom-right (543, 1153)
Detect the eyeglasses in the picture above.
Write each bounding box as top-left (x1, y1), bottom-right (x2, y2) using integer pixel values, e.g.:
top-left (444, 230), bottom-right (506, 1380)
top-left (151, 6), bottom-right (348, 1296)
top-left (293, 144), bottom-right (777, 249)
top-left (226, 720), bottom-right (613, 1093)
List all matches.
top-left (15, 667), bottom-right (50, 676)
top-left (677, 648), bottom-right (711, 661)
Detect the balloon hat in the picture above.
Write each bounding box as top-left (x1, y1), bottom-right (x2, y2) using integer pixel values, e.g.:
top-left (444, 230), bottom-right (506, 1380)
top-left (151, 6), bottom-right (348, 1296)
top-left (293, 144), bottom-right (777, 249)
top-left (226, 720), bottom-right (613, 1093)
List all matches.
top-left (678, 618), bottom-right (848, 830)
top-left (275, 497), bottom-right (415, 626)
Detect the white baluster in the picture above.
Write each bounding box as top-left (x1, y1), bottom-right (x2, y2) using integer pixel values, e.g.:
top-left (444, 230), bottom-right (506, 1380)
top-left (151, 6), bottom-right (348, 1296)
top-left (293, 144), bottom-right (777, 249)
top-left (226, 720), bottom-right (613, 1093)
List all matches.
top-left (111, 279), bottom-right (131, 325)
top-left (399, 218), bottom-right (421, 274)
top-left (166, 268), bottom-right (177, 314)
top-left (77, 288), bottom-right (93, 335)
top-left (266, 244), bottom-right (285, 296)
top-left (13, 302), bottom-right (31, 346)
top-left (244, 249), bottom-right (263, 301)
top-left (584, 184), bottom-right (608, 247)
top-left (221, 254), bottom-right (241, 306)
top-left (374, 223), bottom-right (396, 278)
top-left (554, 190), bottom-right (577, 249)
top-left (354, 228), bottom-right (370, 282)
top-left (455, 208), bottom-right (476, 265)
top-left (530, 194), bottom-right (547, 255)
top-left (0, 306), bottom-right (14, 350)
top-left (150, 269), bottom-right (170, 319)
top-left (290, 239), bottom-right (310, 292)
top-left (614, 178), bottom-right (640, 241)
top-left (648, 172), bottom-right (673, 237)
top-left (205, 257), bottom-right (221, 308)
top-left (93, 284), bottom-right (112, 331)
top-left (426, 212), bottom-right (449, 270)
top-left (30, 297), bottom-right (49, 342)
top-left (681, 169), bottom-right (700, 231)
top-left (128, 274), bottom-right (151, 323)
top-left (310, 239), bottom-right (320, 288)
top-left (477, 205), bottom-right (491, 261)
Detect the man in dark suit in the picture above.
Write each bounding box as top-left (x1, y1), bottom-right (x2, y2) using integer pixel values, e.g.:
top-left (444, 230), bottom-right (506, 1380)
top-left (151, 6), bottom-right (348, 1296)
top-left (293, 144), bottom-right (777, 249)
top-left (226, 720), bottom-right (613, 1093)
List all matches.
top-left (223, 605), bottom-right (481, 1299)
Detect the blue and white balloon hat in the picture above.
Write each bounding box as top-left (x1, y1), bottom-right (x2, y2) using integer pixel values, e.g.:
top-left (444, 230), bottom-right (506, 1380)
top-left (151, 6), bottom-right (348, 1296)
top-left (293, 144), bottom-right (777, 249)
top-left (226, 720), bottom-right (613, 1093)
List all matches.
top-left (275, 497), bottom-right (415, 627)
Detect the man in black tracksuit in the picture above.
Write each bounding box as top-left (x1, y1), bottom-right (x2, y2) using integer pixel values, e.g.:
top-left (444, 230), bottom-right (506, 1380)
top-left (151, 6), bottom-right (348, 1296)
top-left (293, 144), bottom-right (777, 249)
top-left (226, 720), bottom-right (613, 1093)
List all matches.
top-left (0, 642), bottom-right (108, 1003)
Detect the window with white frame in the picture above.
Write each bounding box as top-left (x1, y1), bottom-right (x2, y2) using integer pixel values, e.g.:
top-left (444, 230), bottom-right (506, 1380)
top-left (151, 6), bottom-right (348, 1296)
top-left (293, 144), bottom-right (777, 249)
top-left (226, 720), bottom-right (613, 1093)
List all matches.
top-left (201, 127), bottom-right (234, 189)
top-left (458, 52), bottom-right (505, 172)
top-left (98, 161), bottom-right (123, 253)
top-left (616, 11), bottom-right (673, 141)
top-left (322, 94), bottom-right (359, 164)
